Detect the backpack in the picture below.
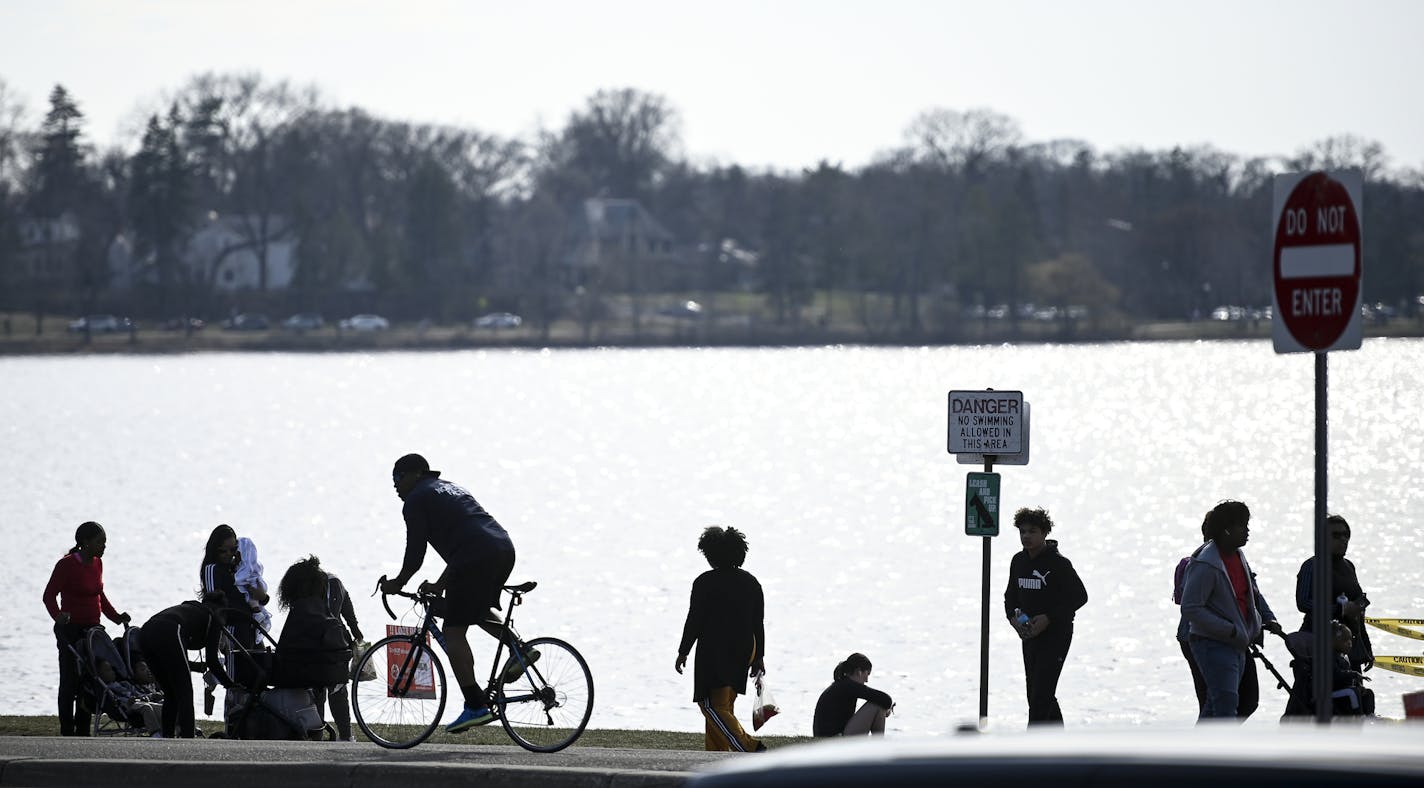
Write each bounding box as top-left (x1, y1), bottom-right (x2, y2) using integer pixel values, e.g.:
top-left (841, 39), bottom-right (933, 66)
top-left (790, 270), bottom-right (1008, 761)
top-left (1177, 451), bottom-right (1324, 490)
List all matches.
top-left (1172, 555), bottom-right (1190, 604)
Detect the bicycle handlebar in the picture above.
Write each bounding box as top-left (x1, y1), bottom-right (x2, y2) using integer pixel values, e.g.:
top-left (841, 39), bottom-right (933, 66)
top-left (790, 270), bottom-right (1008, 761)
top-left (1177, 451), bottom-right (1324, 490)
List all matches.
top-left (374, 574), bottom-right (441, 620)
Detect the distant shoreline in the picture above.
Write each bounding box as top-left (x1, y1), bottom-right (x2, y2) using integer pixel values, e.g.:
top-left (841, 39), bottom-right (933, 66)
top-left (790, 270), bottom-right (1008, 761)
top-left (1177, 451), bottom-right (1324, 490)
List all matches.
top-left (2, 318), bottom-right (1420, 356)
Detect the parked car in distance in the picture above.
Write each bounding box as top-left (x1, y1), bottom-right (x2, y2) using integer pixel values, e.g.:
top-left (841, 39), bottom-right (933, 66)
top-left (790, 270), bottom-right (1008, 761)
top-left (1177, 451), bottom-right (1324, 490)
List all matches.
top-left (67, 315), bottom-right (128, 333)
top-left (161, 317), bottom-right (206, 331)
top-left (282, 312), bottom-right (325, 331)
top-left (223, 313), bottom-right (270, 331)
top-left (339, 314), bottom-right (390, 331)
top-left (657, 300), bottom-right (703, 319)
top-left (474, 312), bottom-right (522, 329)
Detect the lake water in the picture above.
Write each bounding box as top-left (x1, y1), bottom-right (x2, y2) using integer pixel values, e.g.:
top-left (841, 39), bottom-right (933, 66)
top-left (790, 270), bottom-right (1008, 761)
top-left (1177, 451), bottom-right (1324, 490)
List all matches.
top-left (3, 340), bottom-right (1422, 735)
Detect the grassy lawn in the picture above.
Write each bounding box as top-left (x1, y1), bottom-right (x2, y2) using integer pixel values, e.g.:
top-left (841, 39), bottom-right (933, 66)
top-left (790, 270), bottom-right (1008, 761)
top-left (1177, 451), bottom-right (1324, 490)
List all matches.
top-left (0, 715), bottom-right (812, 750)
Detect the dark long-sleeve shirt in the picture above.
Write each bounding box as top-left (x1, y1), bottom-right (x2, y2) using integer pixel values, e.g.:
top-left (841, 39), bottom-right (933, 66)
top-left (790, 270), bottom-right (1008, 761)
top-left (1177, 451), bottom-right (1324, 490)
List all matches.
top-left (144, 600), bottom-right (229, 684)
top-left (1296, 555), bottom-right (1372, 669)
top-left (1003, 540), bottom-right (1088, 633)
top-left (812, 677), bottom-right (894, 736)
top-left (399, 477), bottom-right (513, 575)
top-left (43, 552), bottom-right (122, 627)
top-left (325, 574), bottom-right (363, 642)
top-left (678, 566), bottom-right (765, 701)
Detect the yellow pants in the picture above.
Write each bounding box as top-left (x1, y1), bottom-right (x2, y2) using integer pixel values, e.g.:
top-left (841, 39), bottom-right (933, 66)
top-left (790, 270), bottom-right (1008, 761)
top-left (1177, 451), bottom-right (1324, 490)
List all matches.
top-left (700, 686), bottom-right (760, 752)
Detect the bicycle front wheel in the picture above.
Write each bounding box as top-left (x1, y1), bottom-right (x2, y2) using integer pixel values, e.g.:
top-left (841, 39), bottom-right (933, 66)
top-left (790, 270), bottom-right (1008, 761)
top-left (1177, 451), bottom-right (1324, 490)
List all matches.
top-left (496, 636), bottom-right (594, 752)
top-left (351, 635), bottom-right (448, 749)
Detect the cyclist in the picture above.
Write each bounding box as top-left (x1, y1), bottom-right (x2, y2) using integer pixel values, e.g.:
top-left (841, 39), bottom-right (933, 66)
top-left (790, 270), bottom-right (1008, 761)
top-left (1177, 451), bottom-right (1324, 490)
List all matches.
top-left (381, 453), bottom-right (520, 732)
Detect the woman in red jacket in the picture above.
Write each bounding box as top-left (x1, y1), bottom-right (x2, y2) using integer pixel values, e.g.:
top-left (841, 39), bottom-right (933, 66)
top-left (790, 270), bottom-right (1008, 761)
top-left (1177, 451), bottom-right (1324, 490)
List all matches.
top-left (42, 522), bottom-right (130, 736)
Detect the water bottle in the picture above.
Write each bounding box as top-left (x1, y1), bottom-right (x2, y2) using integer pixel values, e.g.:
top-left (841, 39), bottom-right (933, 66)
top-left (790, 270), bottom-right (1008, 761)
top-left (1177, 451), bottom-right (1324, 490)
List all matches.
top-left (1014, 608), bottom-right (1030, 633)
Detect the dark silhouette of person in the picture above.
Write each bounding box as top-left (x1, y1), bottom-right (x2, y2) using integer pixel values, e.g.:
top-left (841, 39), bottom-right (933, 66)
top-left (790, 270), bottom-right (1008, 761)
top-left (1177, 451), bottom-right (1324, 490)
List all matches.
top-left (676, 525), bottom-right (766, 752)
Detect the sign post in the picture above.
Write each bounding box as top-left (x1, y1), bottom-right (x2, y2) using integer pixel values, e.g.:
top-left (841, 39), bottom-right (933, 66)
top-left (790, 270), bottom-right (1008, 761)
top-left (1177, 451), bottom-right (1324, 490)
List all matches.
top-left (948, 389), bottom-right (1028, 727)
top-left (1271, 170), bottom-right (1363, 724)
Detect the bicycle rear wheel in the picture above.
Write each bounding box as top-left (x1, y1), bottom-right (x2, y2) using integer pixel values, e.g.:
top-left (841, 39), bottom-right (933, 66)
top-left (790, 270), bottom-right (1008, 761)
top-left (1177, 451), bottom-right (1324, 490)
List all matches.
top-left (351, 635), bottom-right (448, 749)
top-left (495, 636), bottom-right (594, 752)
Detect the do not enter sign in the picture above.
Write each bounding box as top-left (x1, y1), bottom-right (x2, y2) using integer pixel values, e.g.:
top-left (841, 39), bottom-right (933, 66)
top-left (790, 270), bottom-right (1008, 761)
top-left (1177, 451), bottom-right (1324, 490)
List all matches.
top-left (1271, 170), bottom-right (1363, 353)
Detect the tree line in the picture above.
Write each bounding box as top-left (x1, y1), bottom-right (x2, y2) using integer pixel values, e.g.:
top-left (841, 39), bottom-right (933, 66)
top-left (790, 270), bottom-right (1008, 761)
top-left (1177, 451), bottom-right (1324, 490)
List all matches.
top-left (1, 73), bottom-right (1421, 341)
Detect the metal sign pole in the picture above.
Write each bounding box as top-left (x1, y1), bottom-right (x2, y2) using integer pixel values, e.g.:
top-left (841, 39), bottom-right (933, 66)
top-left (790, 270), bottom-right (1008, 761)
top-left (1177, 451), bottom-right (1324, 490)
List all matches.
top-left (1312, 353), bottom-right (1332, 723)
top-left (979, 456), bottom-right (994, 726)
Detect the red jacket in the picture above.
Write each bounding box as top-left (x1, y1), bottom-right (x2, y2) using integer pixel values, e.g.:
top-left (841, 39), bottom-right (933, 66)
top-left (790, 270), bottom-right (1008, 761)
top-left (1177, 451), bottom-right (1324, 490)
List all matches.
top-left (42, 552), bottom-right (121, 627)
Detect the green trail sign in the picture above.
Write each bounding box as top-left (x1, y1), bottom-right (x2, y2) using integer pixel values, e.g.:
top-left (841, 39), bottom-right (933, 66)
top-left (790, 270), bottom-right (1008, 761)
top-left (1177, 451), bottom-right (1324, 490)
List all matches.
top-left (965, 472), bottom-right (1001, 536)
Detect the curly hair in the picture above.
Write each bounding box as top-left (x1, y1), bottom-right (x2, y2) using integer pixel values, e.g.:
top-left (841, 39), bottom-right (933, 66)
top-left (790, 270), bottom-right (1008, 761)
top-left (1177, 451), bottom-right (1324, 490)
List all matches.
top-left (1013, 507), bottom-right (1054, 535)
top-left (697, 525), bottom-right (749, 568)
top-left (278, 555), bottom-right (328, 611)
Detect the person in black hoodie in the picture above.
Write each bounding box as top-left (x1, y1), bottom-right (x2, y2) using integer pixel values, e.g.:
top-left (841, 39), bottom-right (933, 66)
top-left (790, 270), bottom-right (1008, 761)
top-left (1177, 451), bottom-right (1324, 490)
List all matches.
top-left (1003, 507), bottom-right (1088, 725)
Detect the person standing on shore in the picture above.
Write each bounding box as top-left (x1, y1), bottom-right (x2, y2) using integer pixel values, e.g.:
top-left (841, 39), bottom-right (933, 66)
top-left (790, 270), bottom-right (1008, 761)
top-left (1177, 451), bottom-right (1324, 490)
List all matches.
top-left (1295, 513), bottom-right (1373, 674)
top-left (676, 526), bottom-right (767, 752)
top-left (1181, 500), bottom-right (1283, 721)
top-left (42, 521), bottom-right (131, 736)
top-left (1002, 507), bottom-right (1088, 726)
top-left (1174, 518), bottom-right (1261, 718)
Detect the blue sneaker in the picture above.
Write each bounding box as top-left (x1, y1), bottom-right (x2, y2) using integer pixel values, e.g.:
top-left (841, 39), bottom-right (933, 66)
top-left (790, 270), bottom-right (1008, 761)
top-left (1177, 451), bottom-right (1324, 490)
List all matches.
top-left (445, 706), bottom-right (495, 733)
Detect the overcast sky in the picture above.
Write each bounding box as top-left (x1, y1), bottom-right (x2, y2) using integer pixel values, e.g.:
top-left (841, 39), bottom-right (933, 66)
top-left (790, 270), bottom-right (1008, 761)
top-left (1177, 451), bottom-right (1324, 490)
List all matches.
top-left (2, 0), bottom-right (1421, 172)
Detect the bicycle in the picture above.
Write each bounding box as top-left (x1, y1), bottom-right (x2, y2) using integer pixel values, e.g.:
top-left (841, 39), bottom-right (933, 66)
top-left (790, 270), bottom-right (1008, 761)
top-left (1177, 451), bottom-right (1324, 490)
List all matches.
top-left (350, 576), bottom-right (594, 752)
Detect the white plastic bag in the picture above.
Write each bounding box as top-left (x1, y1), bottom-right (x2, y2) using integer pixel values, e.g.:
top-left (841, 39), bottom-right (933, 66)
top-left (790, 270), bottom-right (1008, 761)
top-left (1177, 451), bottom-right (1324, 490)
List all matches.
top-left (752, 672), bottom-right (779, 730)
top-left (351, 640), bottom-right (377, 682)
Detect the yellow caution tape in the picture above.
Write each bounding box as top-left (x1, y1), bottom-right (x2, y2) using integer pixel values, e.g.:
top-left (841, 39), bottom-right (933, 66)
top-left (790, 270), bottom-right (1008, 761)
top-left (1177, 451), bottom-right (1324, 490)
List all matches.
top-left (1364, 618), bottom-right (1424, 641)
top-left (1372, 655), bottom-right (1424, 678)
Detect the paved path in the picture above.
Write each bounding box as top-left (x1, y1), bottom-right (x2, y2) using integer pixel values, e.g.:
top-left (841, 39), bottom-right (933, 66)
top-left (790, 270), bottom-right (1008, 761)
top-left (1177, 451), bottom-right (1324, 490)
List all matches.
top-left (0, 736), bottom-right (734, 787)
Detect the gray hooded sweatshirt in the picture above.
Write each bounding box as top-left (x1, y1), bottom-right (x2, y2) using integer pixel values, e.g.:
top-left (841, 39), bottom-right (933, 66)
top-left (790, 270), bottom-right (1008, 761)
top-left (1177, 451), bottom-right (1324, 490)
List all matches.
top-left (1181, 541), bottom-right (1277, 651)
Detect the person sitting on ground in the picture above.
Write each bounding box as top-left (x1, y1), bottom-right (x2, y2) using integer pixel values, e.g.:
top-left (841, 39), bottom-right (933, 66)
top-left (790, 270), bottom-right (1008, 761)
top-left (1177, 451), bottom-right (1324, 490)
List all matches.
top-left (812, 653), bottom-right (894, 737)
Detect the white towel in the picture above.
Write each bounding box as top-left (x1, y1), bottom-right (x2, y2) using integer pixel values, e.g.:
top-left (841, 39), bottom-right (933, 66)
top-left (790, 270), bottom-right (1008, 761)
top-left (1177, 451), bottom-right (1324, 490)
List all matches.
top-left (234, 537), bottom-right (272, 633)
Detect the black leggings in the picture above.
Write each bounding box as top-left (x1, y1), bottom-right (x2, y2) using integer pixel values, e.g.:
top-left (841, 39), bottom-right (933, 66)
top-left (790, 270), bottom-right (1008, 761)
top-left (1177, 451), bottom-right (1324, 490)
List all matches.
top-left (54, 622), bottom-right (91, 736)
top-left (140, 618), bottom-right (197, 737)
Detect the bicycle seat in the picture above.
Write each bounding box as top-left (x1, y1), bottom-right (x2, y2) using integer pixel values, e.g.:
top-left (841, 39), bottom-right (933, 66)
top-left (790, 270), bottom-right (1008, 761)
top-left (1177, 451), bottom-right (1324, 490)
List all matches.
top-left (505, 581), bottom-right (537, 594)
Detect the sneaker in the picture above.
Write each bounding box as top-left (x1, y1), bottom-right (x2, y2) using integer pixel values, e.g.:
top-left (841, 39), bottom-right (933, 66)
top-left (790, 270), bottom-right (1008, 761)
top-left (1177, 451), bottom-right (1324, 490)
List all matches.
top-left (445, 706), bottom-right (495, 733)
top-left (499, 647), bottom-right (541, 684)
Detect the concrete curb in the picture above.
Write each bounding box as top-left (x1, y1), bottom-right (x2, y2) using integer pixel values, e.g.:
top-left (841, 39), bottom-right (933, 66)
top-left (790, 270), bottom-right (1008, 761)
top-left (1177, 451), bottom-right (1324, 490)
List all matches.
top-left (0, 757), bottom-right (691, 788)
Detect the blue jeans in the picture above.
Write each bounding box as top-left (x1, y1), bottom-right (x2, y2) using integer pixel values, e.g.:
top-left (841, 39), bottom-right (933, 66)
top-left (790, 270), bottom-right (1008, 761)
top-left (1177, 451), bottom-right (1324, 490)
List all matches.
top-left (1188, 636), bottom-right (1245, 720)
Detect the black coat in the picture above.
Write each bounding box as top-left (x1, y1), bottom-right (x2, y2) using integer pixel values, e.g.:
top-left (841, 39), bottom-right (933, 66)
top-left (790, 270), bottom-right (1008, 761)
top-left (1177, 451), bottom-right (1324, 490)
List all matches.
top-left (678, 567), bottom-right (765, 701)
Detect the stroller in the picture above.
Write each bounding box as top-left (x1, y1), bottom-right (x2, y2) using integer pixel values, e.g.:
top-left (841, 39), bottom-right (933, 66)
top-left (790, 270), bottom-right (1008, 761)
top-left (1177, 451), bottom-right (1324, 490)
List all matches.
top-left (218, 601), bottom-right (352, 741)
top-left (1279, 629), bottom-right (1375, 719)
top-left (68, 625), bottom-right (164, 737)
